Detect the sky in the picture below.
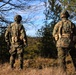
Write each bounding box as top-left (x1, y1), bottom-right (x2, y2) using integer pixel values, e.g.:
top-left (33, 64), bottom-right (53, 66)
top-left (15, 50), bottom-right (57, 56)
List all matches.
top-left (19, 0), bottom-right (48, 37)
top-left (0, 0), bottom-right (49, 37)
top-left (4, 0), bottom-right (48, 37)
top-left (0, 0), bottom-right (76, 37)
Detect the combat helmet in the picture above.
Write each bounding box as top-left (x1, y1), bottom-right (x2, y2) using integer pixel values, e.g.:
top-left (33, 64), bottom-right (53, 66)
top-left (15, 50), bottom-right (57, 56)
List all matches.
top-left (60, 10), bottom-right (70, 18)
top-left (14, 15), bottom-right (22, 22)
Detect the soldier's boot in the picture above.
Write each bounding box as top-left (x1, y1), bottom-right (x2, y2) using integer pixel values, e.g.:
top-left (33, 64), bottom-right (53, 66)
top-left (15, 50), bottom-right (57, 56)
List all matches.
top-left (19, 58), bottom-right (23, 70)
top-left (10, 63), bottom-right (14, 69)
top-left (20, 64), bottom-right (23, 69)
top-left (18, 53), bottom-right (23, 70)
top-left (10, 55), bottom-right (15, 69)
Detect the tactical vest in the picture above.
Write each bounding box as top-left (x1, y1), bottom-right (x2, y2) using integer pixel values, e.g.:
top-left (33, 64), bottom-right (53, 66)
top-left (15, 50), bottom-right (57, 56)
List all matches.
top-left (56, 20), bottom-right (74, 48)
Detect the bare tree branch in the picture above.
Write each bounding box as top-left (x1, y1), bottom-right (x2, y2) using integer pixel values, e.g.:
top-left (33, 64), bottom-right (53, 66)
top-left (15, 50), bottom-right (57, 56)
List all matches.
top-left (0, 0), bottom-right (11, 8)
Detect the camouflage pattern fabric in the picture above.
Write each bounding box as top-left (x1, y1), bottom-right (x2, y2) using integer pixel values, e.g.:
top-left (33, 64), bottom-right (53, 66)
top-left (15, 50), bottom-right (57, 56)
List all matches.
top-left (5, 15), bottom-right (27, 69)
top-left (52, 10), bottom-right (76, 72)
top-left (57, 47), bottom-right (68, 71)
top-left (5, 22), bottom-right (27, 51)
top-left (53, 20), bottom-right (75, 48)
top-left (10, 47), bottom-right (23, 69)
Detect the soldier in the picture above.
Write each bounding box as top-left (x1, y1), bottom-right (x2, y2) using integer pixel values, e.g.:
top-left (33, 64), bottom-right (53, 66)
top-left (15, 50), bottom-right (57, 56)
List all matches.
top-left (53, 10), bottom-right (76, 71)
top-left (5, 15), bottom-right (27, 70)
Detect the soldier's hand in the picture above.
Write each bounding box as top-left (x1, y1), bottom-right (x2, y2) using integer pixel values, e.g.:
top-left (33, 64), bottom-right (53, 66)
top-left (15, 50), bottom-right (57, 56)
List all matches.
top-left (24, 42), bottom-right (26, 45)
top-left (54, 35), bottom-right (59, 41)
top-left (24, 42), bottom-right (28, 47)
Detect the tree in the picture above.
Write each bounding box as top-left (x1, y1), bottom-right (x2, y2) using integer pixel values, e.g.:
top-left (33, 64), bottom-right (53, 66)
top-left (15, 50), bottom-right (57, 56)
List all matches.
top-left (59, 0), bottom-right (76, 11)
top-left (38, 0), bottom-right (62, 58)
top-left (48, 0), bottom-right (62, 32)
top-left (0, 0), bottom-right (30, 63)
top-left (0, 0), bottom-right (45, 62)
top-left (59, 0), bottom-right (76, 22)
top-left (0, 0), bottom-right (37, 25)
top-left (38, 25), bottom-right (57, 58)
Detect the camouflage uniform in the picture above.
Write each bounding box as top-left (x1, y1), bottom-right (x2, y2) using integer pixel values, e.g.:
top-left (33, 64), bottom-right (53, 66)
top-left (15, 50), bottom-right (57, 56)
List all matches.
top-left (53, 10), bottom-right (76, 71)
top-left (5, 15), bottom-right (27, 69)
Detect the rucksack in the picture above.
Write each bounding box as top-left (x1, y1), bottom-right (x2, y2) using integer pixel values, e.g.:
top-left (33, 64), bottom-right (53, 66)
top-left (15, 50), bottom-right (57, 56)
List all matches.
top-left (56, 20), bottom-right (74, 48)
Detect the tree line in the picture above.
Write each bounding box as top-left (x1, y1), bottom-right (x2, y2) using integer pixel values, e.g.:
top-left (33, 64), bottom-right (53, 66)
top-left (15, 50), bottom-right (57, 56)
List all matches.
top-left (0, 0), bottom-right (76, 63)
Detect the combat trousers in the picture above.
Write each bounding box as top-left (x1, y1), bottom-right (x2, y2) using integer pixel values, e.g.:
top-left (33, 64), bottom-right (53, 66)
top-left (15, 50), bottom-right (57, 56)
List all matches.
top-left (57, 47), bottom-right (76, 73)
top-left (57, 47), bottom-right (69, 71)
top-left (70, 47), bottom-right (76, 71)
top-left (10, 47), bottom-right (23, 69)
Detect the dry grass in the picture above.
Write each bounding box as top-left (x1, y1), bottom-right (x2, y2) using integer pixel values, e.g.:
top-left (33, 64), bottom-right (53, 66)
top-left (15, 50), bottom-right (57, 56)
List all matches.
top-left (0, 55), bottom-right (76, 75)
top-left (0, 64), bottom-right (67, 75)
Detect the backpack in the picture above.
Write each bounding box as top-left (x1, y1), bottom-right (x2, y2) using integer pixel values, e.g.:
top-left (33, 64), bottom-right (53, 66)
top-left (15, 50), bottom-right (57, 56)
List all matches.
top-left (56, 20), bottom-right (74, 48)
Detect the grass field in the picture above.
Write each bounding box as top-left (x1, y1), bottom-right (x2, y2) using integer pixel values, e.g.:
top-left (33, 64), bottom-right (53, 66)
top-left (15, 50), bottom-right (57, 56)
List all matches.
top-left (0, 54), bottom-right (76, 75)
